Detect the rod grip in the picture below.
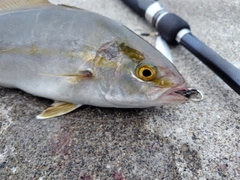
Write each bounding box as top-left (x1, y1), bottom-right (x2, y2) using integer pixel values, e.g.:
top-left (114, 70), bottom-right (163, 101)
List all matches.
top-left (157, 13), bottom-right (190, 44)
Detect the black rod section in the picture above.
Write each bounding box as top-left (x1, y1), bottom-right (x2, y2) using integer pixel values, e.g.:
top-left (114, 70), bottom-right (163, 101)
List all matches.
top-left (121, 0), bottom-right (240, 95)
top-left (181, 33), bottom-right (240, 94)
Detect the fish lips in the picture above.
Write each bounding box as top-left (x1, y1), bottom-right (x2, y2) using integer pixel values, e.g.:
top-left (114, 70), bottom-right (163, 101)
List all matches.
top-left (147, 83), bottom-right (188, 105)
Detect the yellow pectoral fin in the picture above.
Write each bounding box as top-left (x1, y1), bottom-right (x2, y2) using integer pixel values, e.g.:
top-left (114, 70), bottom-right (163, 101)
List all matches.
top-left (36, 102), bottom-right (81, 119)
top-left (0, 0), bottom-right (51, 12)
top-left (38, 70), bottom-right (92, 84)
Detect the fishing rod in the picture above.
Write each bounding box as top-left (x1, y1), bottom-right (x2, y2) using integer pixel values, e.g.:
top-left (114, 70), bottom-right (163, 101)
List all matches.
top-left (121, 0), bottom-right (240, 95)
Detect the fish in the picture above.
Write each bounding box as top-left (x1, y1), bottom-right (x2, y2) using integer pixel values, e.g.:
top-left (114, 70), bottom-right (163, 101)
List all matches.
top-left (0, 0), bottom-right (188, 119)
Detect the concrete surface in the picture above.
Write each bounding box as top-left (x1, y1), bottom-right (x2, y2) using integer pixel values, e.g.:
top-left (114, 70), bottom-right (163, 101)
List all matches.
top-left (0, 0), bottom-right (240, 179)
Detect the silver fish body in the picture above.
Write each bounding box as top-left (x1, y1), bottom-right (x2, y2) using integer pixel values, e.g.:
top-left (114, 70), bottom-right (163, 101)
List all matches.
top-left (0, 3), bottom-right (187, 118)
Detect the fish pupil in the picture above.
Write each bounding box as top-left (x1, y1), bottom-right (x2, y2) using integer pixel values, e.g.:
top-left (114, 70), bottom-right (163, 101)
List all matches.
top-left (142, 69), bottom-right (152, 77)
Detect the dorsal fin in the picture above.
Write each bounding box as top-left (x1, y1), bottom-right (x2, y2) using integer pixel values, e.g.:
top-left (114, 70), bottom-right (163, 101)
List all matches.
top-left (0, 0), bottom-right (51, 12)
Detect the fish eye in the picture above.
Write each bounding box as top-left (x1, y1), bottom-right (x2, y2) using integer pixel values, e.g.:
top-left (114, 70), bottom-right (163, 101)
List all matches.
top-left (136, 65), bottom-right (157, 81)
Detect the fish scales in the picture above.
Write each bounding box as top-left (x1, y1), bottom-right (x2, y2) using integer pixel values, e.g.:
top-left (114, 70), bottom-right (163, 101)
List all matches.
top-left (0, 6), bottom-right (122, 103)
top-left (0, 1), bottom-right (188, 119)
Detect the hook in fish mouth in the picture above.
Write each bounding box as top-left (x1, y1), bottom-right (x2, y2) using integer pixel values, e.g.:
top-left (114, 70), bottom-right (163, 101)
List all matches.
top-left (175, 88), bottom-right (203, 102)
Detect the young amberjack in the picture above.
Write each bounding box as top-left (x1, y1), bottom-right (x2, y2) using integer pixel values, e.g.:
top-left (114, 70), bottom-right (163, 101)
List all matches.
top-left (0, 0), bottom-right (188, 119)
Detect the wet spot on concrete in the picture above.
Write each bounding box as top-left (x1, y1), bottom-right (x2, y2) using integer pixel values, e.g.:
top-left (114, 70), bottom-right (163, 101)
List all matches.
top-left (112, 172), bottom-right (126, 180)
top-left (80, 174), bottom-right (91, 180)
top-left (181, 143), bottom-right (202, 174)
top-left (49, 132), bottom-right (73, 156)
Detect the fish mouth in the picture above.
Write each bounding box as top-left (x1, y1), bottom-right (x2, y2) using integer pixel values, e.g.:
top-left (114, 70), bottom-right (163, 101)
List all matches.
top-left (159, 84), bottom-right (204, 104)
top-left (158, 83), bottom-right (189, 104)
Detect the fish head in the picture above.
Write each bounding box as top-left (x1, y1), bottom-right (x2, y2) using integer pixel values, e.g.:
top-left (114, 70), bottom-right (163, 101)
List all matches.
top-left (94, 41), bottom-right (188, 108)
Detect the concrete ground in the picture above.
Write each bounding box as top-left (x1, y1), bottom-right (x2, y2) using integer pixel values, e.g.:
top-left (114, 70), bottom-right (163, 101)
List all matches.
top-left (0, 0), bottom-right (239, 179)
